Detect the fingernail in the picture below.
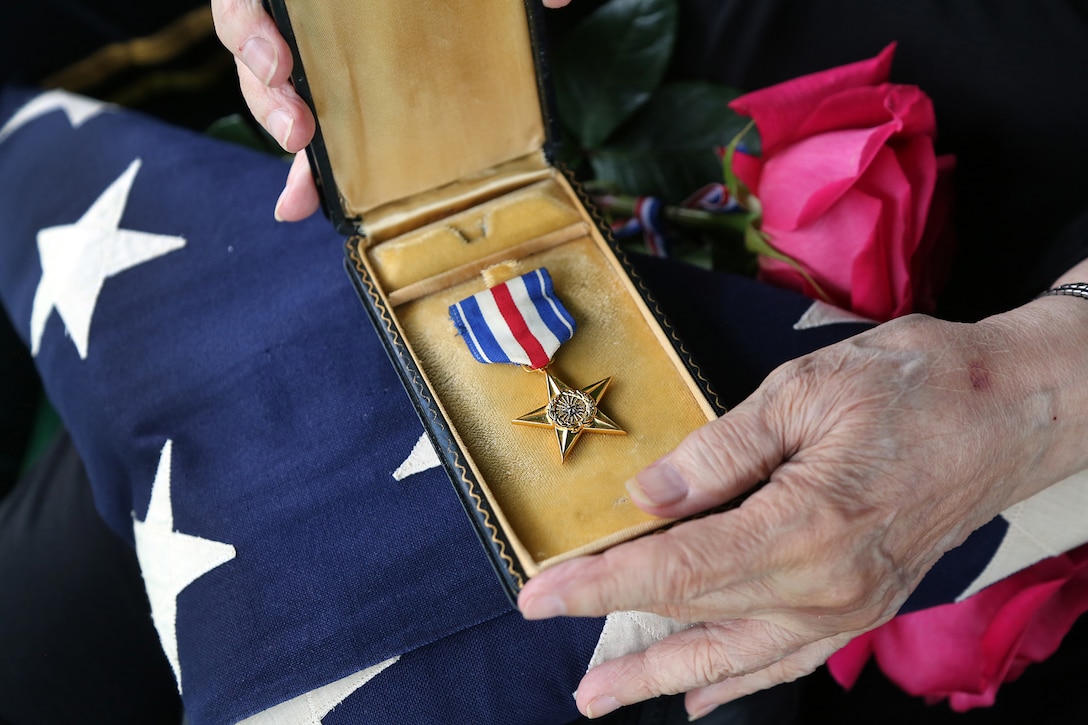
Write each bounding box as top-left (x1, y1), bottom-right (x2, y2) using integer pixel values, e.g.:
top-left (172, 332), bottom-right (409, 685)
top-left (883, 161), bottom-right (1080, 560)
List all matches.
top-left (586, 695), bottom-right (621, 718)
top-left (267, 109), bottom-right (294, 150)
top-left (241, 36), bottom-right (278, 86)
top-left (273, 187), bottom-right (287, 222)
top-left (688, 703), bottom-right (720, 722)
top-left (626, 461), bottom-right (688, 508)
top-left (520, 594), bottom-right (566, 620)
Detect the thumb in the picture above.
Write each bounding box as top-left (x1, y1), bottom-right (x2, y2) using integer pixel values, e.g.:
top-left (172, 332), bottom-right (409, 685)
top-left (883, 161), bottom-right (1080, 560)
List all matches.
top-left (625, 395), bottom-right (786, 518)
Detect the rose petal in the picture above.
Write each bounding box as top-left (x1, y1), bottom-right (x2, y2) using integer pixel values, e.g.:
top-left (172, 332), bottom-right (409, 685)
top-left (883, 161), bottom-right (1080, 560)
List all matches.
top-left (827, 544), bottom-right (1088, 712)
top-left (825, 632), bottom-right (877, 690)
top-left (729, 44), bottom-right (896, 156)
top-left (795, 85), bottom-right (905, 139)
top-left (880, 137), bottom-right (937, 317)
top-left (757, 257), bottom-right (823, 305)
top-left (852, 145), bottom-right (915, 320)
top-left (864, 581), bottom-right (1061, 705)
top-left (760, 187), bottom-right (884, 307)
top-left (731, 150), bottom-right (763, 196)
top-left (759, 126), bottom-right (897, 230)
top-left (895, 136), bottom-right (938, 255)
top-left (883, 84), bottom-right (938, 138)
top-left (848, 212), bottom-right (896, 322)
top-left (791, 83), bottom-right (937, 142)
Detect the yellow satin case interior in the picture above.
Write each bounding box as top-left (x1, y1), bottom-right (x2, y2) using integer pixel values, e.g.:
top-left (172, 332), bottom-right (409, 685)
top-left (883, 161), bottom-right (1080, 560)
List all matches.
top-left (287, 0), bottom-right (719, 578)
top-left (360, 175), bottom-right (717, 576)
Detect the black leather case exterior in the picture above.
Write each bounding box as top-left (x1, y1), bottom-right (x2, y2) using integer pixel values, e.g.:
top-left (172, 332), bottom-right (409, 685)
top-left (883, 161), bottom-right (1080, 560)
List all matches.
top-left (270, 0), bottom-right (726, 603)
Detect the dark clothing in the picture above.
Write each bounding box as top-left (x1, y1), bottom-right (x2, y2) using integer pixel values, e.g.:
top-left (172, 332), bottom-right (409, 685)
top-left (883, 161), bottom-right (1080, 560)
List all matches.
top-left (0, 312), bottom-right (39, 500)
top-left (0, 431), bottom-right (183, 724)
top-left (0, 0), bottom-right (206, 85)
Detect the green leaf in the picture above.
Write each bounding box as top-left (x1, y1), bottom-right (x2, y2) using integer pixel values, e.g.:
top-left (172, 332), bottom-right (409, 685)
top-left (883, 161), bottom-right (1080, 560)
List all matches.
top-left (18, 395), bottom-right (62, 478)
top-left (554, 0), bottom-right (678, 148)
top-left (670, 239), bottom-right (715, 270)
top-left (588, 81), bottom-right (750, 202)
top-left (710, 234), bottom-right (759, 276)
top-left (722, 119), bottom-right (755, 206)
top-left (205, 114), bottom-right (282, 155)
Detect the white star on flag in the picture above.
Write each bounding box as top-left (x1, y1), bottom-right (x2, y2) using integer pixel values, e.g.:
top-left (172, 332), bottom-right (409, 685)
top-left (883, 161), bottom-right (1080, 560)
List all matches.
top-left (239, 657), bottom-right (400, 724)
top-left (392, 431), bottom-right (441, 481)
top-left (0, 88), bottom-right (110, 144)
top-left (29, 158), bottom-right (186, 359)
top-left (133, 440), bottom-right (237, 694)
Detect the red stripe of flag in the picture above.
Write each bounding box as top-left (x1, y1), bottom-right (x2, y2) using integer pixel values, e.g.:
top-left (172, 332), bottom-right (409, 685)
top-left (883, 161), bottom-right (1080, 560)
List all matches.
top-left (490, 283), bottom-right (551, 369)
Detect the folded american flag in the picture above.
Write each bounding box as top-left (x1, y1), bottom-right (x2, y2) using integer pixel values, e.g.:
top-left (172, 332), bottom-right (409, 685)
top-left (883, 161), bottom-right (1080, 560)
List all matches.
top-left (1, 86), bottom-right (1085, 723)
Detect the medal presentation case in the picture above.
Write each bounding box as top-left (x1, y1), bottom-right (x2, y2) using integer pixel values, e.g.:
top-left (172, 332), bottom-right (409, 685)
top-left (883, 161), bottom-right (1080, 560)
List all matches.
top-left (270, 0), bottom-right (725, 600)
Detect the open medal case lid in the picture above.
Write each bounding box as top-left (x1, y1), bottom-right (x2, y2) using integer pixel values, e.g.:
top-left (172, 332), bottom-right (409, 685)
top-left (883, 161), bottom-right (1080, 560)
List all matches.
top-left (269, 0), bottom-right (726, 600)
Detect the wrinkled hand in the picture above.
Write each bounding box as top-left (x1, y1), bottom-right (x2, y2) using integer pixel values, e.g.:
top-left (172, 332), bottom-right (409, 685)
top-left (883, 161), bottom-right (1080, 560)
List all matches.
top-left (211, 0), bottom-right (320, 221)
top-left (519, 304), bottom-right (1088, 720)
top-left (211, 0), bottom-right (574, 220)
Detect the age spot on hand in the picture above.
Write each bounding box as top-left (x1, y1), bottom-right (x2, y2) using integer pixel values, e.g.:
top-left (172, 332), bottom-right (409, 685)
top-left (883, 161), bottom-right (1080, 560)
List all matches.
top-left (968, 360), bottom-right (991, 392)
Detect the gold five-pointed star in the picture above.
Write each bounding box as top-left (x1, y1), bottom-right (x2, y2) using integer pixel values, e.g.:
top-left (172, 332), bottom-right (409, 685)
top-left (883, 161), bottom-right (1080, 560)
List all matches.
top-left (512, 370), bottom-right (625, 462)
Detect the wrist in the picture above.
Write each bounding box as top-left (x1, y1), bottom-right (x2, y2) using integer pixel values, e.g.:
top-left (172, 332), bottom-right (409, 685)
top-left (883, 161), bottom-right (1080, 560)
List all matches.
top-left (977, 294), bottom-right (1088, 505)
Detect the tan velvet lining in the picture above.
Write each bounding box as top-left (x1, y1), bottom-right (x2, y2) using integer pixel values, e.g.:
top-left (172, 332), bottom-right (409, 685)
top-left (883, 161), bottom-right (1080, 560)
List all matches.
top-left (363, 176), bottom-right (716, 574)
top-left (289, 0), bottom-right (545, 219)
top-left (387, 222), bottom-right (588, 307)
top-left (370, 180), bottom-right (583, 292)
top-left (360, 155), bottom-right (553, 243)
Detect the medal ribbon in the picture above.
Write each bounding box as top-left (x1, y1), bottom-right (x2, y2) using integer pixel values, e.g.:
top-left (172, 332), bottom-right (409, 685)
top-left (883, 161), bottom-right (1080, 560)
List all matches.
top-left (449, 268), bottom-right (575, 370)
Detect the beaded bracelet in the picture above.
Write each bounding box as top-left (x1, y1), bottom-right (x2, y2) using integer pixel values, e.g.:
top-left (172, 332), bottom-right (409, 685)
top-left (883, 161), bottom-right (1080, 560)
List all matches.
top-left (1038, 282), bottom-right (1088, 301)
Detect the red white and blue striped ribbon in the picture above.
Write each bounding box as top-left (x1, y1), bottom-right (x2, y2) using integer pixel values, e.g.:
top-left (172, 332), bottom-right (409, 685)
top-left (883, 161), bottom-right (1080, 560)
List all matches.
top-left (449, 268), bottom-right (576, 370)
top-left (635, 196), bottom-right (668, 257)
top-left (681, 182), bottom-right (740, 213)
top-left (608, 183), bottom-right (741, 259)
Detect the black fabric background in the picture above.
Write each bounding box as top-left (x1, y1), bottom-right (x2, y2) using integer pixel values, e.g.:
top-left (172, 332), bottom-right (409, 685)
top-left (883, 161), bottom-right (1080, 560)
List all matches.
top-left (0, 433), bottom-right (183, 724)
top-left (0, 0), bottom-right (207, 85)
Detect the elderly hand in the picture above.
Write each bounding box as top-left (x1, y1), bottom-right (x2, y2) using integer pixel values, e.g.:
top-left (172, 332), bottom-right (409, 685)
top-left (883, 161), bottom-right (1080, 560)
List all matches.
top-left (210, 0), bottom-right (319, 221)
top-left (519, 295), bottom-right (1088, 719)
top-left (211, 0), bottom-right (574, 221)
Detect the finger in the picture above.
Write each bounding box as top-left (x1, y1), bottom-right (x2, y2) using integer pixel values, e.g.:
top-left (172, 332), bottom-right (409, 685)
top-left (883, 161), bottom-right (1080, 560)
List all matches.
top-left (683, 635), bottom-right (846, 720)
top-left (274, 153), bottom-right (321, 222)
top-left (235, 58), bottom-right (315, 153)
top-left (212, 0), bottom-right (293, 88)
top-left (624, 394), bottom-right (786, 519)
top-left (574, 619), bottom-right (811, 719)
top-left (542, 0), bottom-right (573, 7)
top-left (519, 511), bottom-right (763, 620)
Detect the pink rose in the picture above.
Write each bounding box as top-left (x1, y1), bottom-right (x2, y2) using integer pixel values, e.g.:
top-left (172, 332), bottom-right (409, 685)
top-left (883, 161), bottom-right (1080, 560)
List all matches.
top-left (728, 44), bottom-right (955, 321)
top-left (827, 543), bottom-right (1088, 711)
